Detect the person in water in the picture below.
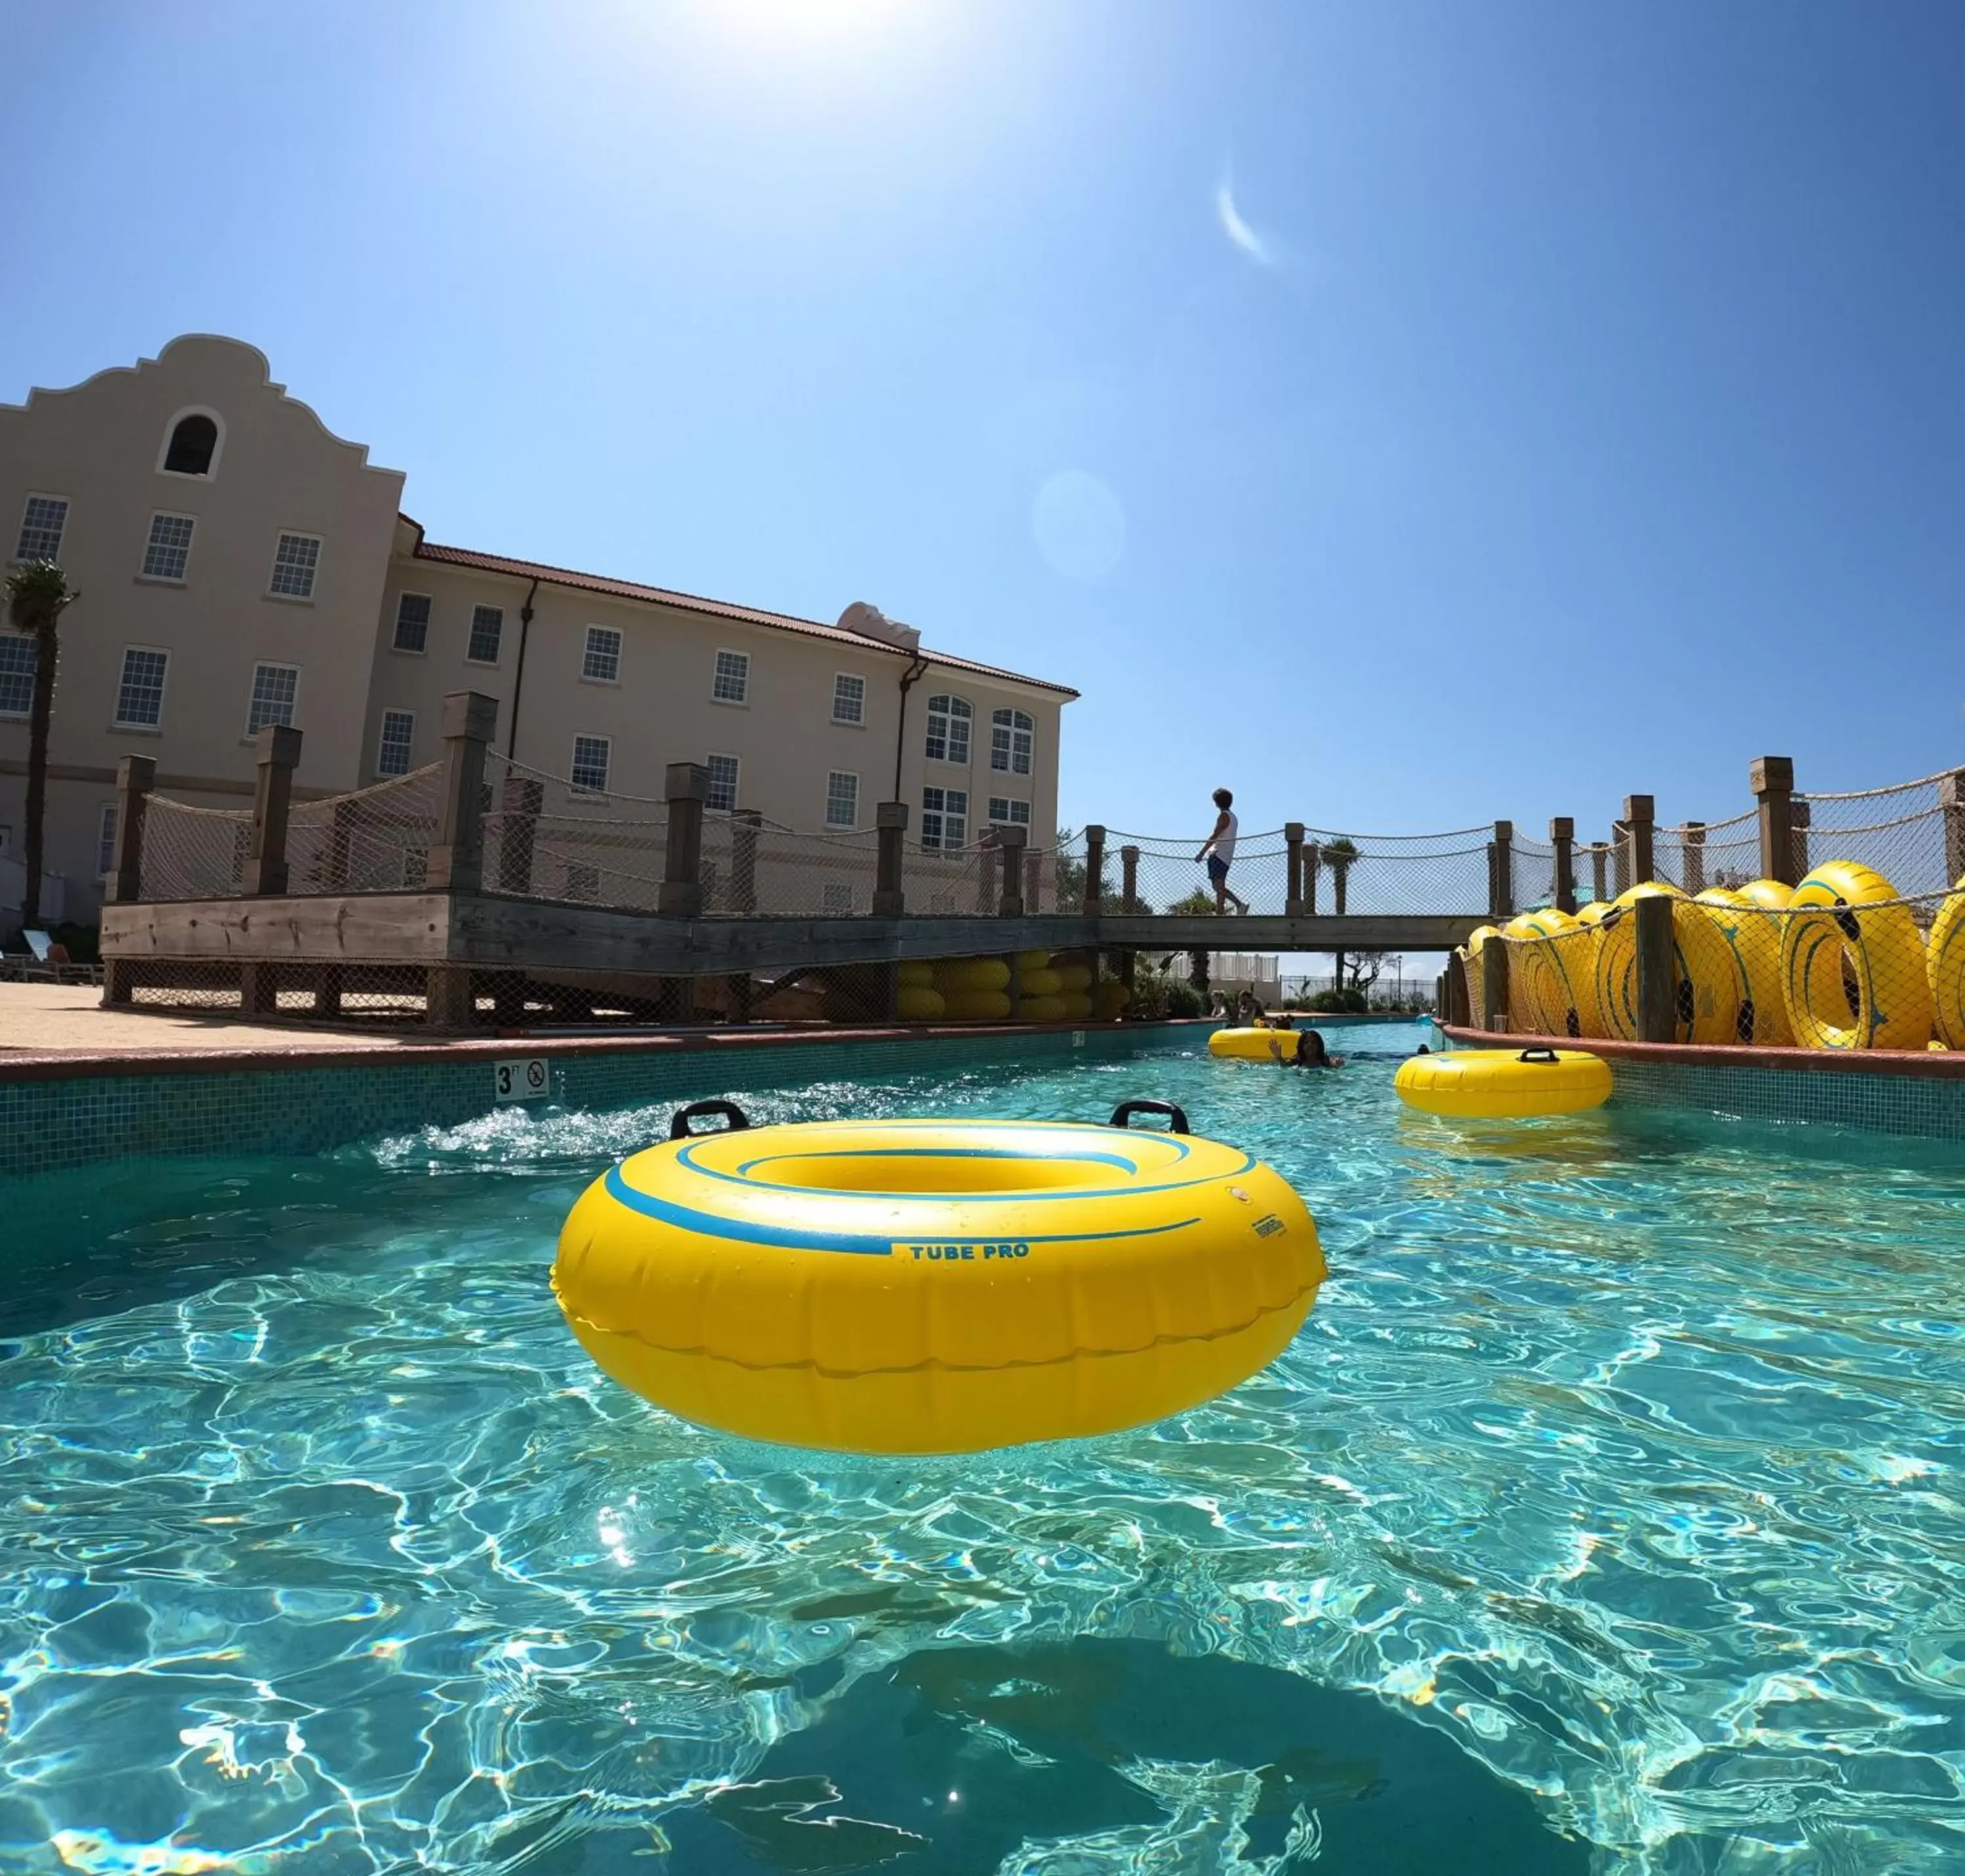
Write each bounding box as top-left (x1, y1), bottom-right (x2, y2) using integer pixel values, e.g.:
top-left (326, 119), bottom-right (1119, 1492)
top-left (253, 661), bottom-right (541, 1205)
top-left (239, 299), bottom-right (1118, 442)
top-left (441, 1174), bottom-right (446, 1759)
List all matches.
top-left (1280, 1028), bottom-right (1344, 1068)
top-left (1196, 787), bottom-right (1249, 916)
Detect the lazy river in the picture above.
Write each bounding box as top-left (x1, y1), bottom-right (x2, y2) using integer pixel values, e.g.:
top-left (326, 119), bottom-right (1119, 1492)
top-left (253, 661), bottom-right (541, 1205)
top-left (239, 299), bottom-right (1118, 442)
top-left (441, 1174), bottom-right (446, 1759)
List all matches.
top-left (4, 1021), bottom-right (1964, 1871)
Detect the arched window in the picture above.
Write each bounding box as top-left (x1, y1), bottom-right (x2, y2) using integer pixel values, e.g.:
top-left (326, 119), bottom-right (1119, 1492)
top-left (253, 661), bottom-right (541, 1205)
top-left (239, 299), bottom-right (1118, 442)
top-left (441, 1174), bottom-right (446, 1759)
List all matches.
top-left (924, 694), bottom-right (971, 764)
top-left (990, 707), bottom-right (1034, 775)
top-left (160, 411), bottom-right (220, 477)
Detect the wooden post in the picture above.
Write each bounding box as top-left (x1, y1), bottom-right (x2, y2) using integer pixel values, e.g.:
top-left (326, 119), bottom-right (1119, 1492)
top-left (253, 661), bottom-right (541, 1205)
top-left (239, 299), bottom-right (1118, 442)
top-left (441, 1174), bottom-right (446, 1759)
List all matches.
top-left (242, 737), bottom-right (294, 1004)
top-left (977, 842), bottom-right (999, 915)
top-left (1550, 816), bottom-right (1576, 914)
top-left (1942, 774), bottom-right (1965, 886)
top-left (425, 691), bottom-right (498, 893)
top-left (496, 775), bottom-right (544, 895)
top-left (1682, 821), bottom-right (1706, 896)
top-left (872, 802), bottom-right (908, 916)
top-left (1489, 820), bottom-right (1514, 919)
top-left (243, 723), bottom-right (303, 896)
top-left (1305, 841), bottom-right (1320, 915)
top-left (1121, 844), bottom-right (1140, 914)
top-left (104, 753), bottom-right (157, 906)
top-left (1284, 822), bottom-right (1305, 917)
top-left (996, 825), bottom-right (1028, 917)
top-left (102, 755), bottom-right (157, 1007)
top-left (1444, 951), bottom-right (1470, 1028)
top-left (659, 762), bottom-right (709, 916)
top-left (1591, 842), bottom-right (1609, 905)
top-left (1481, 936), bottom-right (1510, 1033)
top-left (426, 965), bottom-right (474, 1030)
top-left (1751, 756), bottom-right (1799, 887)
top-left (1082, 824), bottom-right (1106, 915)
top-left (1611, 824), bottom-right (1630, 897)
top-left (730, 808), bottom-right (762, 914)
top-left (1622, 795), bottom-right (1655, 888)
top-left (1634, 891), bottom-right (1677, 1042)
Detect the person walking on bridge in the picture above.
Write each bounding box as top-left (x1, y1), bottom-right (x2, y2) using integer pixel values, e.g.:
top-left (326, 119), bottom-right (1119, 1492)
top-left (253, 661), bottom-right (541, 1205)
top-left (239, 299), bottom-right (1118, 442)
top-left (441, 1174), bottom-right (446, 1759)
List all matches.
top-left (1197, 787), bottom-right (1248, 915)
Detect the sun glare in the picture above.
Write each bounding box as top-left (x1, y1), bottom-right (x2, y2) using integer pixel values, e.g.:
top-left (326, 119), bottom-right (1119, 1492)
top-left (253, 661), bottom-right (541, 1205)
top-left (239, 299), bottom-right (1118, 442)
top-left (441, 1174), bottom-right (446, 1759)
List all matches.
top-left (715, 0), bottom-right (914, 49)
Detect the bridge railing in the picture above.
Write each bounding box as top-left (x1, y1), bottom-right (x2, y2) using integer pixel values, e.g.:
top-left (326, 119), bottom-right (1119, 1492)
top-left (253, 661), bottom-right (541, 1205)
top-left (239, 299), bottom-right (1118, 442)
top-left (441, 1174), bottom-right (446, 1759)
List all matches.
top-left (105, 693), bottom-right (1965, 933)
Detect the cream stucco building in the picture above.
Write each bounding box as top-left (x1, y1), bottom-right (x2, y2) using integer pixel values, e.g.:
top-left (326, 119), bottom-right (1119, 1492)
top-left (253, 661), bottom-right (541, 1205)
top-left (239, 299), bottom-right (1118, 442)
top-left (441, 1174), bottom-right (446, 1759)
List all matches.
top-left (0, 335), bottom-right (1076, 920)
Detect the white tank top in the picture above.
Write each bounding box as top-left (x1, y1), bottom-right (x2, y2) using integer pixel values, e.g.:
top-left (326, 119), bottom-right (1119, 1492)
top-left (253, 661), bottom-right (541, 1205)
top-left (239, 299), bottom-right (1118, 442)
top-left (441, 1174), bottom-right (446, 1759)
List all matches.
top-left (1215, 812), bottom-right (1238, 867)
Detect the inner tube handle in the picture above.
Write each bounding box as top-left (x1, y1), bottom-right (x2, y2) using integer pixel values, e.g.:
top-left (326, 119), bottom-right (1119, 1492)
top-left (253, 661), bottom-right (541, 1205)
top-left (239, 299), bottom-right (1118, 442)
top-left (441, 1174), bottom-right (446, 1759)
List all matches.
top-left (669, 1099), bottom-right (753, 1140)
top-left (1518, 1049), bottom-right (1561, 1064)
top-left (1108, 1099), bottom-right (1191, 1135)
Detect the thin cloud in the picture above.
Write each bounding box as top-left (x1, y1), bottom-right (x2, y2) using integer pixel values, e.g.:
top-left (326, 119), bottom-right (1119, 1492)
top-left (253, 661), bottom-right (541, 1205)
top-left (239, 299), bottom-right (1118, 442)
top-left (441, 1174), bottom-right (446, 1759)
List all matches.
top-left (1216, 169), bottom-right (1276, 267)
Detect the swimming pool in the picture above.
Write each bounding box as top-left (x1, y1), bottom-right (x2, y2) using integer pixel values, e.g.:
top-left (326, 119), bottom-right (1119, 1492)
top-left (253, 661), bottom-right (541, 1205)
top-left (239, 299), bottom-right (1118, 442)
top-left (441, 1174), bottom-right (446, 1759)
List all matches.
top-left (5, 1021), bottom-right (1964, 1871)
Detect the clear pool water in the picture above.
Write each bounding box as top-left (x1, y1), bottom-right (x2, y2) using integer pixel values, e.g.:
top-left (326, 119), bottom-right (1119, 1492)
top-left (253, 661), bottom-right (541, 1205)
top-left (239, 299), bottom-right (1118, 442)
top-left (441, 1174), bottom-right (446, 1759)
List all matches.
top-left (7, 1023), bottom-right (1965, 1873)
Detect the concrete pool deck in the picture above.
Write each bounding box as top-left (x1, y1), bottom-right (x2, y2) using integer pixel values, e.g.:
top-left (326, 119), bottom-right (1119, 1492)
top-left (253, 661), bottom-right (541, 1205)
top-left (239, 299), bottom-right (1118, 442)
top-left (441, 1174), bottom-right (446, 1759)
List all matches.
top-left (0, 983), bottom-right (400, 1057)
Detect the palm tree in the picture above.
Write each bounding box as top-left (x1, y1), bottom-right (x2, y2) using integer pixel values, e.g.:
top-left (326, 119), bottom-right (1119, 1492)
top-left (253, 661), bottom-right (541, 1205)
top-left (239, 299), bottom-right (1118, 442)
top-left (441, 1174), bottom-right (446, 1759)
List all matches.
top-left (1323, 836), bottom-right (1359, 994)
top-left (5, 560), bottom-right (81, 928)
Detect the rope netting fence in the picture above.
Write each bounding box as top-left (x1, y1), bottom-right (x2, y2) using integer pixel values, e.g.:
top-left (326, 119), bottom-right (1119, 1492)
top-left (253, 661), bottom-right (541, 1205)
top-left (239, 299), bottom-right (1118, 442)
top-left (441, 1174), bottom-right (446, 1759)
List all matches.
top-left (476, 754), bottom-right (1079, 918)
top-left (1105, 825), bottom-right (1494, 917)
top-left (115, 948), bottom-right (1140, 1031)
top-left (136, 798), bottom-right (250, 902)
top-left (135, 766), bottom-right (445, 901)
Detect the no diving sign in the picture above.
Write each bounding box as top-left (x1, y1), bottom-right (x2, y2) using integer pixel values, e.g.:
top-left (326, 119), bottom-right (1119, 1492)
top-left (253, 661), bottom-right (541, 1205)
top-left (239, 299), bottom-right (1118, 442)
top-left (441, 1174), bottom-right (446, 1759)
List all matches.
top-left (495, 1057), bottom-right (550, 1102)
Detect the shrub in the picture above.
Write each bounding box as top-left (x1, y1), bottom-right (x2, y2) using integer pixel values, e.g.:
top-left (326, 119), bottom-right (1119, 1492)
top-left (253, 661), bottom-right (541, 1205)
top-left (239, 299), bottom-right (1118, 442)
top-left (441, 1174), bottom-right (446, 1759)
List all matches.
top-left (1306, 987), bottom-right (1368, 1013)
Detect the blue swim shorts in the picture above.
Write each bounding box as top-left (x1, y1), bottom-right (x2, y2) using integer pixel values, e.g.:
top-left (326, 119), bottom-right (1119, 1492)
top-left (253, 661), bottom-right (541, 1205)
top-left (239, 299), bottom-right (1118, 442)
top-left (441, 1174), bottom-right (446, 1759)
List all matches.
top-left (1207, 855), bottom-right (1230, 885)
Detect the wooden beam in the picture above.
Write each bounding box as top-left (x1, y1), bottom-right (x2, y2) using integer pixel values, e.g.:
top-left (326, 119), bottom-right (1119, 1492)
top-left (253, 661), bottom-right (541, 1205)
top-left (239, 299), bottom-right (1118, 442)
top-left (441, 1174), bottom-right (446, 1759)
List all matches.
top-left (101, 893), bottom-right (457, 961)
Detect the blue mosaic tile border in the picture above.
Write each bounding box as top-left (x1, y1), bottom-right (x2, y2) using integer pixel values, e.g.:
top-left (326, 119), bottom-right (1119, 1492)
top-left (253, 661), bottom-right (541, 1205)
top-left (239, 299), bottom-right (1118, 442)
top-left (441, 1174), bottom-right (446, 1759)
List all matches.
top-left (1600, 1055), bottom-right (1965, 1142)
top-left (0, 1024), bottom-right (1197, 1182)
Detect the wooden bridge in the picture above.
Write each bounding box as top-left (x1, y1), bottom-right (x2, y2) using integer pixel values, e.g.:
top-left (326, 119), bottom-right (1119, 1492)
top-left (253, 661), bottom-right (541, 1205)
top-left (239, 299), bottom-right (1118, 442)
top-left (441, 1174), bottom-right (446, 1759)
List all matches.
top-left (99, 690), bottom-right (1845, 1028)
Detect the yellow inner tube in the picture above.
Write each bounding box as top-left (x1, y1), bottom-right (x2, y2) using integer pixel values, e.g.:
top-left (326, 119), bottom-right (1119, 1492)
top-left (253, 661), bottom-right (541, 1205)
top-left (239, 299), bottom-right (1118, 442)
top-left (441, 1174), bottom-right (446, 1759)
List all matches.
top-left (1592, 882), bottom-right (1741, 1044)
top-left (554, 1104), bottom-right (1324, 1454)
top-left (1395, 1046), bottom-right (1611, 1118)
top-left (1694, 884), bottom-right (1792, 1045)
top-left (1503, 908), bottom-right (1600, 1038)
top-left (1781, 861), bottom-right (1933, 1050)
top-left (1208, 1026), bottom-right (1308, 1062)
top-left (1928, 877), bottom-right (1965, 1051)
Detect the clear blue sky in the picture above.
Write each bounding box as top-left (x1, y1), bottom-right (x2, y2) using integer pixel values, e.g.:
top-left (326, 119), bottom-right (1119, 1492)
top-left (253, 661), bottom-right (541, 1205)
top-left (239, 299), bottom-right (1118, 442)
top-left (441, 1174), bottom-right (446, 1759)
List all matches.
top-left (6, 0), bottom-right (1962, 850)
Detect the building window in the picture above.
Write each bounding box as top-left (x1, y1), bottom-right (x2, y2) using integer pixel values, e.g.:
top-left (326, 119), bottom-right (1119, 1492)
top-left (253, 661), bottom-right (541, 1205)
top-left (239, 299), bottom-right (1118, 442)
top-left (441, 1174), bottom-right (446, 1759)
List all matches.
top-left (0, 635), bottom-right (35, 717)
top-left (392, 593), bottom-right (430, 653)
top-left (162, 413), bottom-right (219, 476)
top-left (713, 649), bottom-right (750, 704)
top-left (921, 785), bottom-right (967, 851)
top-left (565, 861), bottom-right (601, 902)
top-left (583, 626), bottom-right (622, 683)
top-left (246, 663), bottom-right (299, 736)
top-left (115, 647), bottom-right (170, 728)
top-left (269, 532), bottom-right (322, 599)
top-left (825, 771), bottom-right (859, 829)
top-left (16, 495), bottom-right (69, 561)
top-left (707, 753), bottom-right (739, 813)
top-left (991, 707), bottom-right (1034, 776)
top-left (571, 734), bottom-right (612, 795)
top-left (98, 804), bottom-right (119, 876)
top-left (823, 882), bottom-right (855, 913)
top-left (467, 605), bottom-right (504, 664)
top-left (988, 797), bottom-right (1031, 829)
top-left (140, 513), bottom-right (195, 581)
top-left (924, 694), bottom-right (971, 764)
top-left (832, 672), bottom-right (865, 724)
top-left (377, 709), bottom-right (415, 776)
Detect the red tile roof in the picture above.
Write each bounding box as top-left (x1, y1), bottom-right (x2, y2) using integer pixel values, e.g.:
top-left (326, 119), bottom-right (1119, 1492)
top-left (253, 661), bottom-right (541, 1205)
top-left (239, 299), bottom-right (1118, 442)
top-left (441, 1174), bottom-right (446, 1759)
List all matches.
top-left (404, 529), bottom-right (1078, 698)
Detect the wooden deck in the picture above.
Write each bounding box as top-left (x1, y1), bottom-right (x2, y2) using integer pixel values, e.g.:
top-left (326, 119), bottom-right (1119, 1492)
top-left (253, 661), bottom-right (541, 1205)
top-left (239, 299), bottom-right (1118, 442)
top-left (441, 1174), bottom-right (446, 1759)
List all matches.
top-left (101, 891), bottom-right (1484, 977)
